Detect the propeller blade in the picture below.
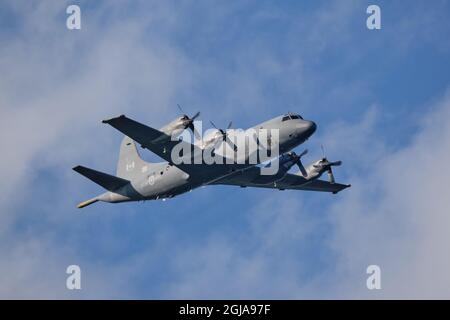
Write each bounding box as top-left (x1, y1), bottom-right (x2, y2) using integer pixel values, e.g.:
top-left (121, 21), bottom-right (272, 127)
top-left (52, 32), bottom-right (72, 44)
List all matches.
top-left (191, 111), bottom-right (200, 120)
top-left (209, 120), bottom-right (226, 136)
top-left (329, 160), bottom-right (342, 166)
top-left (299, 149), bottom-right (308, 158)
top-left (327, 168), bottom-right (335, 184)
top-left (209, 120), bottom-right (218, 130)
top-left (210, 120), bottom-right (233, 133)
top-left (297, 160), bottom-right (307, 177)
top-left (225, 135), bottom-right (238, 151)
top-left (187, 122), bottom-right (202, 140)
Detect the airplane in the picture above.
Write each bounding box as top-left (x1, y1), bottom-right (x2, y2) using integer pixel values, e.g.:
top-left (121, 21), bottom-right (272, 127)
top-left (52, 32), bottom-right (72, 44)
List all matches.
top-left (73, 112), bottom-right (350, 208)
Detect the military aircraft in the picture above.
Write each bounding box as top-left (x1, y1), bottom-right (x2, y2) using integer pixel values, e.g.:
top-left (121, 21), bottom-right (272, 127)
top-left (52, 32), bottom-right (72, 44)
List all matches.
top-left (73, 112), bottom-right (350, 208)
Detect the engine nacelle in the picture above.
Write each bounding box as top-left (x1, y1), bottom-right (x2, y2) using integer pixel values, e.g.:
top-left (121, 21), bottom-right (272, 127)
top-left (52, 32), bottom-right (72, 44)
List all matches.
top-left (160, 116), bottom-right (188, 138)
top-left (158, 108), bottom-right (201, 142)
top-left (299, 158), bottom-right (342, 184)
top-left (196, 129), bottom-right (223, 149)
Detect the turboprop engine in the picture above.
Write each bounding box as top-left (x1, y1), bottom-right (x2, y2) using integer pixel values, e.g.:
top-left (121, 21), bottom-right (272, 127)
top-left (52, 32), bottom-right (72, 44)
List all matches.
top-left (159, 104), bottom-right (201, 140)
top-left (300, 157), bottom-right (342, 184)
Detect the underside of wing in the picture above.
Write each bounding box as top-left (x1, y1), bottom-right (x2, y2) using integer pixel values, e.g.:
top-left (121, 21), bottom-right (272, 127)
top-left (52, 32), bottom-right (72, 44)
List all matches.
top-left (212, 169), bottom-right (350, 194)
top-left (286, 178), bottom-right (350, 193)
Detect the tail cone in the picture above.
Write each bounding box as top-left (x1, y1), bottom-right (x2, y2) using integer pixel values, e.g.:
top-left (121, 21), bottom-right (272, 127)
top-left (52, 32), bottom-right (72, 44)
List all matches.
top-left (77, 198), bottom-right (98, 209)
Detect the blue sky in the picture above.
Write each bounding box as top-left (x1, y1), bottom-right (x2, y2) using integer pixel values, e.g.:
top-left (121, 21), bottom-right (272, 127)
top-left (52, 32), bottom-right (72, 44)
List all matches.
top-left (1, 0), bottom-right (450, 298)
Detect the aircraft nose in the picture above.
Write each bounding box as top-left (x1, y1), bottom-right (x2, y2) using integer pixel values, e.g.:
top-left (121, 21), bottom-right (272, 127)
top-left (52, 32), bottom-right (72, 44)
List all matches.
top-left (294, 120), bottom-right (316, 139)
top-left (307, 121), bottom-right (317, 136)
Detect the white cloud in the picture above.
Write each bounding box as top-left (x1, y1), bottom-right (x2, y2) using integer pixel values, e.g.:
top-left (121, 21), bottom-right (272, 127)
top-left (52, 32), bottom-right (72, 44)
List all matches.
top-left (326, 91), bottom-right (450, 298)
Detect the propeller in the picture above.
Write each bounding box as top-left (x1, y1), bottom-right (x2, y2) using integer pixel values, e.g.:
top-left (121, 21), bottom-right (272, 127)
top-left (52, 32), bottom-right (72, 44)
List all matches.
top-left (177, 104), bottom-right (201, 139)
top-left (287, 149), bottom-right (308, 177)
top-left (324, 160), bottom-right (342, 184)
top-left (209, 120), bottom-right (238, 152)
top-left (314, 145), bottom-right (342, 184)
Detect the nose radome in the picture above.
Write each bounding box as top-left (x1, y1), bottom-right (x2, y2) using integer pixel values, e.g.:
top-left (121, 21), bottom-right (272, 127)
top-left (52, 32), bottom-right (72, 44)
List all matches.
top-left (307, 121), bottom-right (316, 135)
top-left (294, 121), bottom-right (316, 138)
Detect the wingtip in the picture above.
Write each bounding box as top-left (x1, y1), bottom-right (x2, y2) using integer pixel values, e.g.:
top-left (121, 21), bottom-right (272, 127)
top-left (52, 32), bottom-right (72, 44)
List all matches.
top-left (102, 114), bottom-right (126, 124)
top-left (332, 183), bottom-right (351, 194)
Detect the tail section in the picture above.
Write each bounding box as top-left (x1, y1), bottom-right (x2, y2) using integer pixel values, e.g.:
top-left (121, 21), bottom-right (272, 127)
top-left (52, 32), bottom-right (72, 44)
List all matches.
top-left (72, 165), bottom-right (132, 209)
top-left (116, 136), bottom-right (148, 180)
top-left (74, 136), bottom-right (152, 209)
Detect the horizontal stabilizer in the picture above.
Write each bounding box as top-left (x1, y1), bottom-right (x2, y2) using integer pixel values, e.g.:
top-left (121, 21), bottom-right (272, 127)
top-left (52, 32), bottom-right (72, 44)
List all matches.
top-left (73, 165), bottom-right (130, 191)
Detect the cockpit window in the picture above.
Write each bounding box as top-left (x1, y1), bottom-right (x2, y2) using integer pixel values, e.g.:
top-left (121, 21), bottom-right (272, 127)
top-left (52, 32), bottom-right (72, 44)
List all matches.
top-left (282, 114), bottom-right (303, 121)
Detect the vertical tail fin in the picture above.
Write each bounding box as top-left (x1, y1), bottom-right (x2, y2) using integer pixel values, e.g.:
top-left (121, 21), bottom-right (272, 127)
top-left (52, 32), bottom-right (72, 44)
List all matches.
top-left (116, 136), bottom-right (148, 180)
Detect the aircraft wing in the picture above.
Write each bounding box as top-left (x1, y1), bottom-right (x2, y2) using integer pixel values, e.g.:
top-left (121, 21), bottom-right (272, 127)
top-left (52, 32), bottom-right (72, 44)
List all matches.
top-left (212, 169), bottom-right (350, 194)
top-left (102, 115), bottom-right (220, 176)
top-left (103, 115), bottom-right (199, 173)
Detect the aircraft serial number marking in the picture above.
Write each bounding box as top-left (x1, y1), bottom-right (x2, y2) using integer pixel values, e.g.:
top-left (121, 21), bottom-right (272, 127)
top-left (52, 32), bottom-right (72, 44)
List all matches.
top-left (178, 304), bottom-right (270, 317)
